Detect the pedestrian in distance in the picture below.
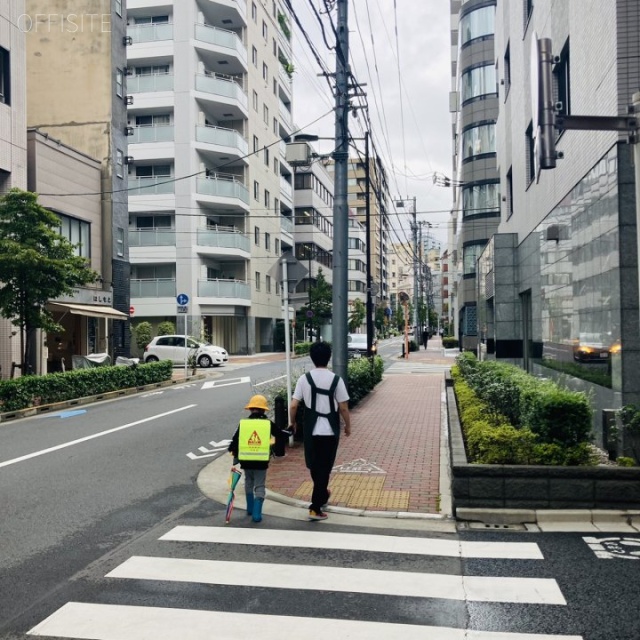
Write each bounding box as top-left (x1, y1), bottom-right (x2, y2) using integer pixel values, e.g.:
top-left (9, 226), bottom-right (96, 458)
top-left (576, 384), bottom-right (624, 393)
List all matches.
top-left (228, 394), bottom-right (284, 523)
top-left (289, 341), bottom-right (351, 521)
top-left (422, 328), bottom-right (429, 350)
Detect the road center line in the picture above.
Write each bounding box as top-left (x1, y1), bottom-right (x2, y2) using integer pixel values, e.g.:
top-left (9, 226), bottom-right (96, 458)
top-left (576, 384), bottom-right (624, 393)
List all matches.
top-left (0, 405), bottom-right (197, 470)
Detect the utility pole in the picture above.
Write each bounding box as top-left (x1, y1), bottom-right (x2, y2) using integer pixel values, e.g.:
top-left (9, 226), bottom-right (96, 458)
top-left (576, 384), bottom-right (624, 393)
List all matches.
top-left (332, 0), bottom-right (350, 383)
top-left (364, 130), bottom-right (374, 356)
top-left (411, 196), bottom-right (418, 345)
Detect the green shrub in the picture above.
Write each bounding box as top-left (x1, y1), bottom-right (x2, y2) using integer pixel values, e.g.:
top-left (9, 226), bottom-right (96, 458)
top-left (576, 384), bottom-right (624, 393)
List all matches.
top-left (466, 422), bottom-right (537, 464)
top-left (617, 456), bottom-right (636, 467)
top-left (531, 442), bottom-right (596, 466)
top-left (409, 339), bottom-right (419, 352)
top-left (157, 321), bottom-right (176, 336)
top-left (0, 361), bottom-right (173, 412)
top-left (294, 342), bottom-right (312, 355)
top-left (134, 322), bottom-right (153, 351)
top-left (442, 337), bottom-right (459, 348)
top-left (347, 355), bottom-right (383, 406)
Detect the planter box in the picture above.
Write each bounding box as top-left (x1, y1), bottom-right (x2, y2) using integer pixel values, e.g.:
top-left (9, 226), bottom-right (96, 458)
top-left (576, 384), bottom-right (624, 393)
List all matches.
top-left (446, 377), bottom-right (640, 511)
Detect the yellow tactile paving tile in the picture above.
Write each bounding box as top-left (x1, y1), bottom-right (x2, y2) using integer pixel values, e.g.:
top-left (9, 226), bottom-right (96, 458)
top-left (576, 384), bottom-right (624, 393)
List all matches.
top-left (376, 491), bottom-right (410, 510)
top-left (293, 481), bottom-right (314, 499)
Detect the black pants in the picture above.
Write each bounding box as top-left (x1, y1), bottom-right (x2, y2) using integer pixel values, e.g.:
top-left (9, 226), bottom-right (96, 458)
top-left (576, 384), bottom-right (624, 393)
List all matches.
top-left (308, 435), bottom-right (338, 512)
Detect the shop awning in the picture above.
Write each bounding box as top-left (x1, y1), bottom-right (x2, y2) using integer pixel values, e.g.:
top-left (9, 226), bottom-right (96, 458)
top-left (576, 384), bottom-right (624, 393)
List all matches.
top-left (47, 302), bottom-right (129, 320)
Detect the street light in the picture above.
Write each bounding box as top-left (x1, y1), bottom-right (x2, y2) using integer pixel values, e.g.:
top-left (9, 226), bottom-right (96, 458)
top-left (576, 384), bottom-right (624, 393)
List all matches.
top-left (395, 197), bottom-right (419, 345)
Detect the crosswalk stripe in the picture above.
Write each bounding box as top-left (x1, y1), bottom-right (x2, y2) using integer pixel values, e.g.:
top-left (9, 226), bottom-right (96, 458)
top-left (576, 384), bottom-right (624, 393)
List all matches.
top-left (28, 603), bottom-right (584, 640)
top-left (106, 556), bottom-right (565, 605)
top-left (160, 525), bottom-right (544, 559)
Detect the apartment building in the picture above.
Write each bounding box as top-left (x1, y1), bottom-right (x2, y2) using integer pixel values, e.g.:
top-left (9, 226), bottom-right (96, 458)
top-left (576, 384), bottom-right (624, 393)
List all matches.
top-left (449, 0), bottom-right (500, 351)
top-left (125, 0), bottom-right (293, 354)
top-left (477, 0), bottom-right (640, 442)
top-left (25, 0), bottom-right (131, 359)
top-left (0, 2), bottom-right (27, 378)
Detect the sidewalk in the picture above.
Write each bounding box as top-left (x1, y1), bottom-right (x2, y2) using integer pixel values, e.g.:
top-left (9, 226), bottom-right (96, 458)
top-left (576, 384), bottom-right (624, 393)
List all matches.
top-left (265, 338), bottom-right (454, 519)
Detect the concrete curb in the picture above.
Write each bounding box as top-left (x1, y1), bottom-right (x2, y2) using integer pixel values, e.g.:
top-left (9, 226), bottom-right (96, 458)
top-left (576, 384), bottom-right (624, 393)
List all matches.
top-left (196, 454), bottom-right (457, 532)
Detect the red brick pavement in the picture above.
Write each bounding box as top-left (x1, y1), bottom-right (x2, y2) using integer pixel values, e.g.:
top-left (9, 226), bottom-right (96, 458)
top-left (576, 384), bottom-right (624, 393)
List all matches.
top-left (267, 340), bottom-right (452, 514)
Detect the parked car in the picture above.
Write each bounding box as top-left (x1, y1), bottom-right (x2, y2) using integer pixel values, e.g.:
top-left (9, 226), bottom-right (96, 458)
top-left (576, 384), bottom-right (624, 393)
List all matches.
top-left (144, 335), bottom-right (228, 367)
top-left (347, 333), bottom-right (377, 358)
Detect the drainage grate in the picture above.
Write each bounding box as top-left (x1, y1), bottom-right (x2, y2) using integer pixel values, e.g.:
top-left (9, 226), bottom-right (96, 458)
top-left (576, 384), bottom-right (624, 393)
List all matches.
top-left (461, 522), bottom-right (527, 531)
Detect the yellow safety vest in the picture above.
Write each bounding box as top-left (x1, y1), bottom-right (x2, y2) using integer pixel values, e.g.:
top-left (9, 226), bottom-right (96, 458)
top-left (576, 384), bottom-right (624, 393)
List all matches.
top-left (238, 419), bottom-right (271, 461)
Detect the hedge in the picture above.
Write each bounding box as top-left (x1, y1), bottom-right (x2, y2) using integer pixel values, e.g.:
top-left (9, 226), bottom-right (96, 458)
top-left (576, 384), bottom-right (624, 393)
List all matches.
top-left (0, 361), bottom-right (173, 412)
top-left (442, 337), bottom-right (459, 349)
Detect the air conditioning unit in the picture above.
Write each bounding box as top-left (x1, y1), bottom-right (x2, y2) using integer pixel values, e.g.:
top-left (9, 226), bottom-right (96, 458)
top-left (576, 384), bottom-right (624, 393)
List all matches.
top-left (125, 95), bottom-right (134, 105)
top-left (124, 156), bottom-right (135, 165)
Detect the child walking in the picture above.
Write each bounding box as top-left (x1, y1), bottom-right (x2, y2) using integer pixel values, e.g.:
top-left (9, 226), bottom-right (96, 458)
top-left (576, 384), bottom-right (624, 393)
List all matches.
top-left (228, 394), bottom-right (283, 523)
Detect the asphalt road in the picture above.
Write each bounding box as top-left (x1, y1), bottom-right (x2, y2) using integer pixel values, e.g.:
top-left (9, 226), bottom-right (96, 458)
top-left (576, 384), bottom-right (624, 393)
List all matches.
top-left (3, 343), bottom-right (639, 639)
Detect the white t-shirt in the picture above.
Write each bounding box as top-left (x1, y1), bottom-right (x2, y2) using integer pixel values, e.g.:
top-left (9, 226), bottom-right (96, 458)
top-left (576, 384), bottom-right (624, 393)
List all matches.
top-left (293, 368), bottom-right (349, 436)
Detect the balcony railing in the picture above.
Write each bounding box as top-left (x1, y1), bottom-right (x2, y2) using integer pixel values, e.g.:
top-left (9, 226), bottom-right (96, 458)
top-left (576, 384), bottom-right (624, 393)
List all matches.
top-left (196, 173), bottom-right (249, 203)
top-left (197, 227), bottom-right (250, 252)
top-left (127, 23), bottom-right (173, 43)
top-left (128, 73), bottom-right (174, 93)
top-left (280, 177), bottom-right (292, 200)
top-left (129, 176), bottom-right (175, 196)
top-left (129, 125), bottom-right (174, 144)
top-left (130, 278), bottom-right (176, 297)
top-left (198, 279), bottom-right (251, 300)
top-left (195, 73), bottom-right (248, 111)
top-left (195, 125), bottom-right (248, 155)
top-left (279, 100), bottom-right (292, 125)
top-left (195, 23), bottom-right (247, 64)
top-left (129, 229), bottom-right (176, 246)
top-left (280, 214), bottom-right (293, 234)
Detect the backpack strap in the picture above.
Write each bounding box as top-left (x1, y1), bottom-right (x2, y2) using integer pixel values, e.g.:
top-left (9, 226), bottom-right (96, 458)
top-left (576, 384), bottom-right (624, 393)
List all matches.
top-left (306, 371), bottom-right (340, 418)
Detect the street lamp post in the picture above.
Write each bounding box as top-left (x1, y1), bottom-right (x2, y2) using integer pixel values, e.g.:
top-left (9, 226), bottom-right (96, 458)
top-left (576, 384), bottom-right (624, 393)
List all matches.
top-left (396, 197), bottom-right (419, 345)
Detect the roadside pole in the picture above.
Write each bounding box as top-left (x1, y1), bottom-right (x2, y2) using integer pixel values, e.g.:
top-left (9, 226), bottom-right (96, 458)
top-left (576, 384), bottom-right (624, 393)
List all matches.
top-left (281, 256), bottom-right (293, 436)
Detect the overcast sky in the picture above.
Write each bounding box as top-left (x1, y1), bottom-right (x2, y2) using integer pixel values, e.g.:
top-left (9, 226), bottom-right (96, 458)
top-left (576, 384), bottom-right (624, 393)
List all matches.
top-left (290, 1), bottom-right (454, 249)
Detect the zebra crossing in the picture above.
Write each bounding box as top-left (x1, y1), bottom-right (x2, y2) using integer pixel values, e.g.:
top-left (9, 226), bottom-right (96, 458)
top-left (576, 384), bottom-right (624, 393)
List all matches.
top-left (28, 525), bottom-right (583, 640)
top-left (385, 361), bottom-right (451, 374)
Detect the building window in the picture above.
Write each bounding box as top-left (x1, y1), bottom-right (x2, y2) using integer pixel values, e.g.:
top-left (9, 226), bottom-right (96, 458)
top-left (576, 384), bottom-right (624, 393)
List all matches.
top-left (263, 104), bottom-right (269, 124)
top-left (265, 231), bottom-right (271, 251)
top-left (273, 38), bottom-right (277, 56)
top-left (116, 227), bottom-right (125, 257)
top-left (460, 64), bottom-right (497, 103)
top-left (252, 2), bottom-right (257, 22)
top-left (116, 68), bottom-right (123, 98)
top-left (274, 158), bottom-right (279, 174)
top-left (506, 167), bottom-right (514, 219)
top-left (273, 117), bottom-right (279, 134)
top-left (462, 182), bottom-right (499, 218)
top-left (275, 238), bottom-right (280, 255)
top-left (553, 39), bottom-right (571, 118)
top-left (525, 122), bottom-right (535, 185)
top-left (254, 181), bottom-right (260, 201)
top-left (503, 42), bottom-right (511, 97)
top-left (262, 20), bottom-right (268, 40)
top-left (255, 226), bottom-right (260, 244)
top-left (252, 46), bottom-right (258, 67)
top-left (255, 271), bottom-right (261, 291)
top-left (264, 190), bottom-right (270, 208)
top-left (116, 149), bottom-right (124, 178)
top-left (461, 123), bottom-right (496, 160)
top-left (253, 135), bottom-right (259, 153)
top-left (58, 214), bottom-right (91, 258)
top-left (253, 90), bottom-right (258, 111)
top-left (264, 147), bottom-right (270, 166)
top-left (266, 275), bottom-right (271, 293)
top-left (274, 197), bottom-right (279, 214)
top-left (273, 79), bottom-right (277, 95)
top-left (115, 0), bottom-right (122, 17)
top-left (263, 62), bottom-right (269, 82)
top-left (459, 5), bottom-right (494, 46)
top-left (524, 0), bottom-right (534, 29)
top-left (463, 241), bottom-right (486, 276)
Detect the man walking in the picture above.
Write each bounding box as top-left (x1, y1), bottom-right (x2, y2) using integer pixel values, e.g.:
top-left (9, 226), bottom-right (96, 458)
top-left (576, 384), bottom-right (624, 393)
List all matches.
top-left (289, 342), bottom-right (351, 521)
top-left (422, 328), bottom-right (430, 350)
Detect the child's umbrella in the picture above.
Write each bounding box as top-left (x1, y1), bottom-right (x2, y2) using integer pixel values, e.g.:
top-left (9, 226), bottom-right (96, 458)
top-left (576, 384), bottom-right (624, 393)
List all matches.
top-left (225, 466), bottom-right (242, 524)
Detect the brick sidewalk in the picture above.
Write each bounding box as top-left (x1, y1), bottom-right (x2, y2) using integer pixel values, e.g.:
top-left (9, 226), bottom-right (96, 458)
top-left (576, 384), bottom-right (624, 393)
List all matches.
top-left (267, 339), bottom-right (450, 514)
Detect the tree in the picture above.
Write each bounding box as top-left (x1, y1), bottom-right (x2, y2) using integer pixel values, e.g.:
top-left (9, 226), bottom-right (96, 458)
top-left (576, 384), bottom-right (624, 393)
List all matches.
top-left (0, 189), bottom-right (97, 372)
top-left (348, 298), bottom-right (366, 333)
top-left (157, 321), bottom-right (175, 336)
top-left (134, 322), bottom-right (153, 351)
top-left (298, 267), bottom-right (332, 341)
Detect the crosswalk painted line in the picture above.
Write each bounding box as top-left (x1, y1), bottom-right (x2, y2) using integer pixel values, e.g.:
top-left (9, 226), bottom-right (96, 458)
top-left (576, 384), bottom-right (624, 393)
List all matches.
top-left (28, 603), bottom-right (584, 640)
top-left (106, 555), bottom-right (566, 605)
top-left (160, 525), bottom-right (545, 559)
top-left (201, 376), bottom-right (250, 390)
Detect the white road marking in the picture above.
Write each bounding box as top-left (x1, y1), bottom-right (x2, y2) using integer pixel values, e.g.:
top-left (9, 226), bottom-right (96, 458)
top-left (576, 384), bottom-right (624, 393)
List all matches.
top-left (186, 450), bottom-right (226, 461)
top-left (253, 374), bottom-right (287, 386)
top-left (0, 406), bottom-right (198, 470)
top-left (106, 556), bottom-right (566, 605)
top-left (201, 377), bottom-right (250, 390)
top-left (160, 525), bottom-right (544, 560)
top-left (28, 603), bottom-right (583, 640)
top-left (141, 391), bottom-right (164, 398)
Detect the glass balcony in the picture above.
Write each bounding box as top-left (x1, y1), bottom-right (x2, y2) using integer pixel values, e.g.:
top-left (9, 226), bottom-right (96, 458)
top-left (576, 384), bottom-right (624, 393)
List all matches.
top-left (279, 100), bottom-right (292, 126)
top-left (129, 125), bottom-right (174, 144)
top-left (195, 73), bottom-right (248, 111)
top-left (195, 125), bottom-right (248, 155)
top-left (197, 227), bottom-right (250, 252)
top-left (280, 214), bottom-right (293, 234)
top-left (198, 279), bottom-right (251, 300)
top-left (127, 23), bottom-right (173, 43)
top-left (130, 278), bottom-right (176, 297)
top-left (128, 73), bottom-right (174, 93)
top-left (280, 176), bottom-right (292, 200)
top-left (196, 174), bottom-right (249, 203)
top-left (129, 229), bottom-right (176, 246)
top-left (129, 176), bottom-right (175, 196)
top-left (195, 23), bottom-right (247, 65)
